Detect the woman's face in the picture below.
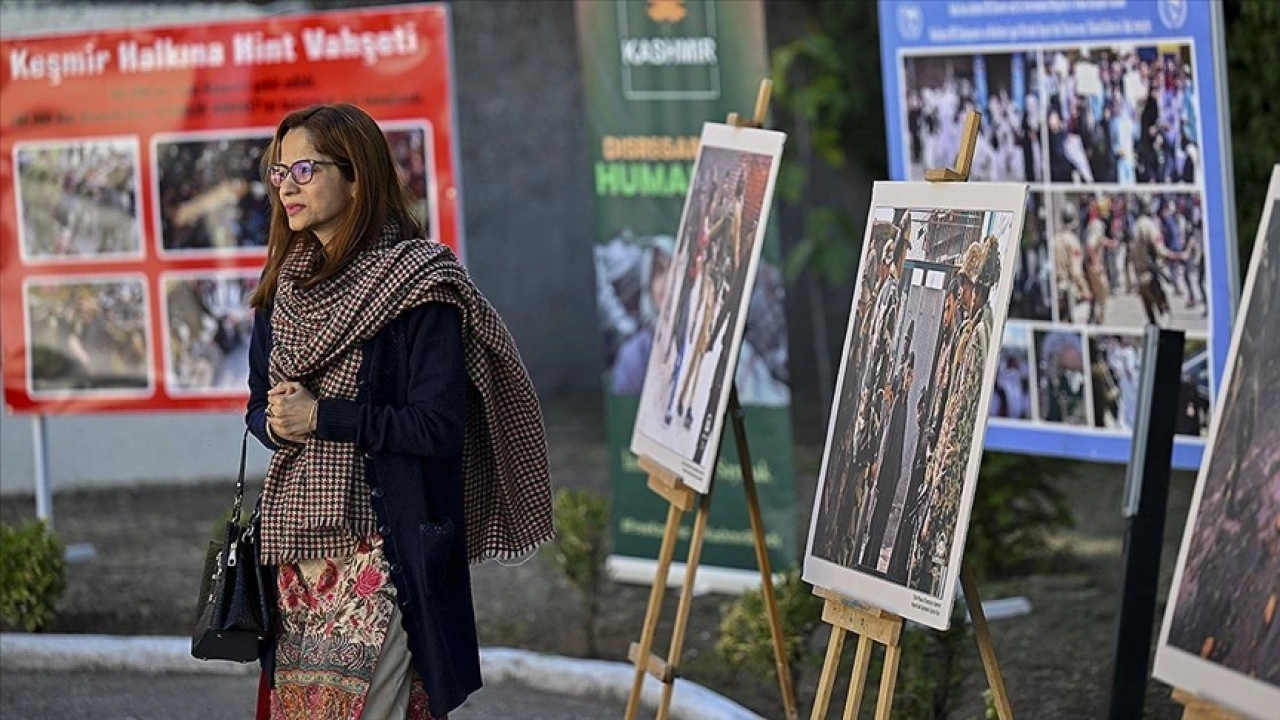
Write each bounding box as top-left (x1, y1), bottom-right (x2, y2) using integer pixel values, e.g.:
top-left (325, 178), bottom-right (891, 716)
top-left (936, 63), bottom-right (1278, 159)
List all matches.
top-left (277, 127), bottom-right (355, 247)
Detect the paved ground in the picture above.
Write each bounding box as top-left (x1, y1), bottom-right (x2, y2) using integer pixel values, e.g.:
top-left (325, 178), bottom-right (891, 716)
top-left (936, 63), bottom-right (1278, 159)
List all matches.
top-left (0, 392), bottom-right (1207, 718)
top-left (0, 670), bottom-right (625, 720)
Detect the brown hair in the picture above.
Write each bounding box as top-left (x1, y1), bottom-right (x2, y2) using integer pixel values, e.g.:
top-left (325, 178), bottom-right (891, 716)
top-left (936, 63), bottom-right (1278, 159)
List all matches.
top-left (248, 104), bottom-right (423, 308)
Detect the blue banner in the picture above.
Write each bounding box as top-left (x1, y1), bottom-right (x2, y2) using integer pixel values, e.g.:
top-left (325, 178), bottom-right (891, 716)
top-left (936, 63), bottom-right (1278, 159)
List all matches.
top-left (877, 0), bottom-right (1239, 469)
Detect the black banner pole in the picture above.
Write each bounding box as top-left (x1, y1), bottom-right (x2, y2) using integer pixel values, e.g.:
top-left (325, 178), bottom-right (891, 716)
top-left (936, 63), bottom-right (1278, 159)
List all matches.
top-left (1106, 325), bottom-right (1185, 720)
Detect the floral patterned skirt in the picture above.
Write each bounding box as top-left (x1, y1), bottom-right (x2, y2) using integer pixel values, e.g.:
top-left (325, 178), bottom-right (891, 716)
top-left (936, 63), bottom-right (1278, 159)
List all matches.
top-left (269, 536), bottom-right (440, 720)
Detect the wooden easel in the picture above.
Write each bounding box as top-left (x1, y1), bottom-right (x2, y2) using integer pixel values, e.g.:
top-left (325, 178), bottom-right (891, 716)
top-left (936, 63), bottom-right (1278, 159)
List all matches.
top-left (1170, 689), bottom-right (1243, 719)
top-left (624, 79), bottom-right (798, 720)
top-left (808, 110), bottom-right (1014, 720)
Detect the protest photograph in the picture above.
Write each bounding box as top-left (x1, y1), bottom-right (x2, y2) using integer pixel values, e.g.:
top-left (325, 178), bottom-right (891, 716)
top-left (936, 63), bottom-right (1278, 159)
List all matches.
top-left (991, 323), bottom-right (1033, 422)
top-left (1051, 191), bottom-right (1208, 332)
top-left (805, 181), bottom-right (1023, 629)
top-left (1035, 329), bottom-right (1088, 426)
top-left (901, 51), bottom-right (1043, 183)
top-left (1089, 333), bottom-right (1143, 431)
top-left (1043, 44), bottom-right (1200, 185)
top-left (162, 272), bottom-right (258, 394)
top-left (154, 132), bottom-right (272, 253)
top-left (1009, 191), bottom-right (1051, 321)
top-left (14, 138), bottom-right (142, 261)
top-left (25, 278), bottom-right (150, 394)
top-left (1177, 338), bottom-right (1212, 437)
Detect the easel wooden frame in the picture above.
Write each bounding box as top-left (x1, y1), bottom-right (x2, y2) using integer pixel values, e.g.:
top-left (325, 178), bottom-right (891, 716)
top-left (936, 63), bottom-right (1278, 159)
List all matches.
top-left (807, 110), bottom-right (1014, 720)
top-left (623, 79), bottom-right (799, 720)
top-left (1170, 689), bottom-right (1244, 720)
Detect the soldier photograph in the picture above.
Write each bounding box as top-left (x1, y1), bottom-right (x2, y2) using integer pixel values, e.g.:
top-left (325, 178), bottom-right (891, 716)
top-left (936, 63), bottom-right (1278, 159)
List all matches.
top-left (631, 125), bottom-right (785, 493)
top-left (807, 184), bottom-right (1022, 618)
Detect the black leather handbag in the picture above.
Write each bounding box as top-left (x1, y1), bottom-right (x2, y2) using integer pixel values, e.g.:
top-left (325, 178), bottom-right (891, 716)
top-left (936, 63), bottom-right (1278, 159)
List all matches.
top-left (191, 428), bottom-right (275, 663)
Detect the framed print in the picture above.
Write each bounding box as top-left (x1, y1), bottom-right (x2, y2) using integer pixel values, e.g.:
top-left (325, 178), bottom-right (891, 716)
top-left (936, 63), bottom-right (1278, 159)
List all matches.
top-left (629, 121), bottom-right (785, 493)
top-left (804, 180), bottom-right (1026, 630)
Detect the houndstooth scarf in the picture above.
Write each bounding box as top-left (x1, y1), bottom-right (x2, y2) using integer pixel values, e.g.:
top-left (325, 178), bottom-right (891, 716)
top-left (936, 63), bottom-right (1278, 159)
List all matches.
top-left (260, 225), bottom-right (554, 566)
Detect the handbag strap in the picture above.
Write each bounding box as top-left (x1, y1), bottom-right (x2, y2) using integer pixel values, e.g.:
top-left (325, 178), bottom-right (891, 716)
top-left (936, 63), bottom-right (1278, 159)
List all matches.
top-left (231, 426), bottom-right (250, 522)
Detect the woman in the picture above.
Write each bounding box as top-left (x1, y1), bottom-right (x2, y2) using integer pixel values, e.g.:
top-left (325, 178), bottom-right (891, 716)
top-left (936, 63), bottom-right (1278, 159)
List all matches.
top-left (245, 104), bottom-right (554, 719)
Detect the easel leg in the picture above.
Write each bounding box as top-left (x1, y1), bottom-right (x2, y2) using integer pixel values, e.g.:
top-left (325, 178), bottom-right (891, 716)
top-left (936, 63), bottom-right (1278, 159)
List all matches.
top-left (625, 500), bottom-right (685, 720)
top-left (728, 385), bottom-right (799, 720)
top-left (810, 624), bottom-right (846, 720)
top-left (873, 643), bottom-right (902, 720)
top-left (961, 565), bottom-right (1014, 720)
top-left (843, 634), bottom-right (874, 720)
top-left (656, 492), bottom-right (712, 720)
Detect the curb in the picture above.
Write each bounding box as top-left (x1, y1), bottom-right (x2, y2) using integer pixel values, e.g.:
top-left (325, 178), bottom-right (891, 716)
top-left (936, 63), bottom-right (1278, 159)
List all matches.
top-left (0, 634), bottom-right (763, 720)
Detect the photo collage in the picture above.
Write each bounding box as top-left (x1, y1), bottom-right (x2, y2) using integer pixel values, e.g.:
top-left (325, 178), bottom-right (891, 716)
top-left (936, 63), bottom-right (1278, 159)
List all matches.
top-left (900, 42), bottom-right (1212, 437)
top-left (11, 122), bottom-right (437, 399)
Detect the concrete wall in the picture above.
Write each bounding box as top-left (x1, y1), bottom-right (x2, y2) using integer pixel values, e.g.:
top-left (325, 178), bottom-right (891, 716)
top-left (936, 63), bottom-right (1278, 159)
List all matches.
top-left (0, 0), bottom-right (869, 494)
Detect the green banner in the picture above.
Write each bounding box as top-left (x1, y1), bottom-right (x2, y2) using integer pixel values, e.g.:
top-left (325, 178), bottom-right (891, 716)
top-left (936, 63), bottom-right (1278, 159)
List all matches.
top-left (576, 0), bottom-right (796, 583)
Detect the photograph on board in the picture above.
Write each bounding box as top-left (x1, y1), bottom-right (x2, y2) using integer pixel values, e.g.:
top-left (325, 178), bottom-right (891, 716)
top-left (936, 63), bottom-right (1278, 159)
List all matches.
top-left (24, 277), bottom-right (151, 395)
top-left (990, 323), bottom-right (1033, 422)
top-left (14, 138), bottom-right (143, 262)
top-left (1035, 329), bottom-right (1088, 426)
top-left (630, 122), bottom-right (785, 493)
top-left (162, 272), bottom-right (259, 395)
top-left (1042, 43), bottom-right (1199, 186)
top-left (1154, 167), bottom-right (1280, 719)
top-left (1088, 333), bottom-right (1143, 431)
top-left (384, 123), bottom-right (436, 240)
top-left (1177, 337), bottom-right (1211, 438)
top-left (901, 51), bottom-right (1042, 183)
top-left (154, 132), bottom-right (273, 253)
top-left (1009, 191), bottom-right (1051, 322)
top-left (1050, 191), bottom-right (1208, 331)
top-left (804, 181), bottom-right (1024, 630)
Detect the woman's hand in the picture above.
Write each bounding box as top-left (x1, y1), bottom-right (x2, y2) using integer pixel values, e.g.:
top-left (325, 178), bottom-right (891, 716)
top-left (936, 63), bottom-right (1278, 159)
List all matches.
top-left (267, 381), bottom-right (317, 444)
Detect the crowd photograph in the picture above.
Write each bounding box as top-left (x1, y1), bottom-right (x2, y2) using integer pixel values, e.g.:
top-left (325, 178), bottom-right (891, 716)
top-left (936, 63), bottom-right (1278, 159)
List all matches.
top-left (26, 279), bottom-right (150, 392)
top-left (1008, 191), bottom-right (1052, 321)
top-left (163, 273), bottom-right (258, 394)
top-left (154, 133), bottom-right (272, 252)
top-left (1051, 191), bottom-right (1208, 331)
top-left (991, 324), bottom-right (1033, 421)
top-left (1089, 333), bottom-right (1143, 431)
top-left (902, 51), bottom-right (1043, 183)
top-left (1043, 44), bottom-right (1200, 186)
top-left (15, 139), bottom-right (142, 260)
top-left (1035, 329), bottom-right (1088, 426)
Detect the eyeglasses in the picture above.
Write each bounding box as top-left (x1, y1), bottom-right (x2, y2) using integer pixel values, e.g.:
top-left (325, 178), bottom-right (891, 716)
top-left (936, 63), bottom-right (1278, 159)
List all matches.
top-left (265, 158), bottom-right (349, 187)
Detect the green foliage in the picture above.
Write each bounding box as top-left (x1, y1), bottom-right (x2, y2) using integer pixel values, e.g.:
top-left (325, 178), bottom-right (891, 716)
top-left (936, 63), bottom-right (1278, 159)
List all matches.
top-left (966, 452), bottom-right (1075, 580)
top-left (550, 488), bottom-right (610, 656)
top-left (772, 0), bottom-right (887, 288)
top-left (771, 0), bottom-right (887, 178)
top-left (1224, 0), bottom-right (1280, 270)
top-left (716, 569), bottom-right (823, 685)
top-left (0, 519), bottom-right (66, 632)
top-left (892, 619), bottom-right (972, 719)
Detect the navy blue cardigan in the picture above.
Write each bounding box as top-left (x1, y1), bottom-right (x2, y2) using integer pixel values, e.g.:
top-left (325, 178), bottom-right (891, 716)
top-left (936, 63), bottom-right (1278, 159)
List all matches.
top-left (246, 301), bottom-right (482, 717)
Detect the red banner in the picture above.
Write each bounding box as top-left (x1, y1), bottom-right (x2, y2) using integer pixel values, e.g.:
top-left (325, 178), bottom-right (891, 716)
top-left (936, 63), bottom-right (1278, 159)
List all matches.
top-left (0, 4), bottom-right (461, 414)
